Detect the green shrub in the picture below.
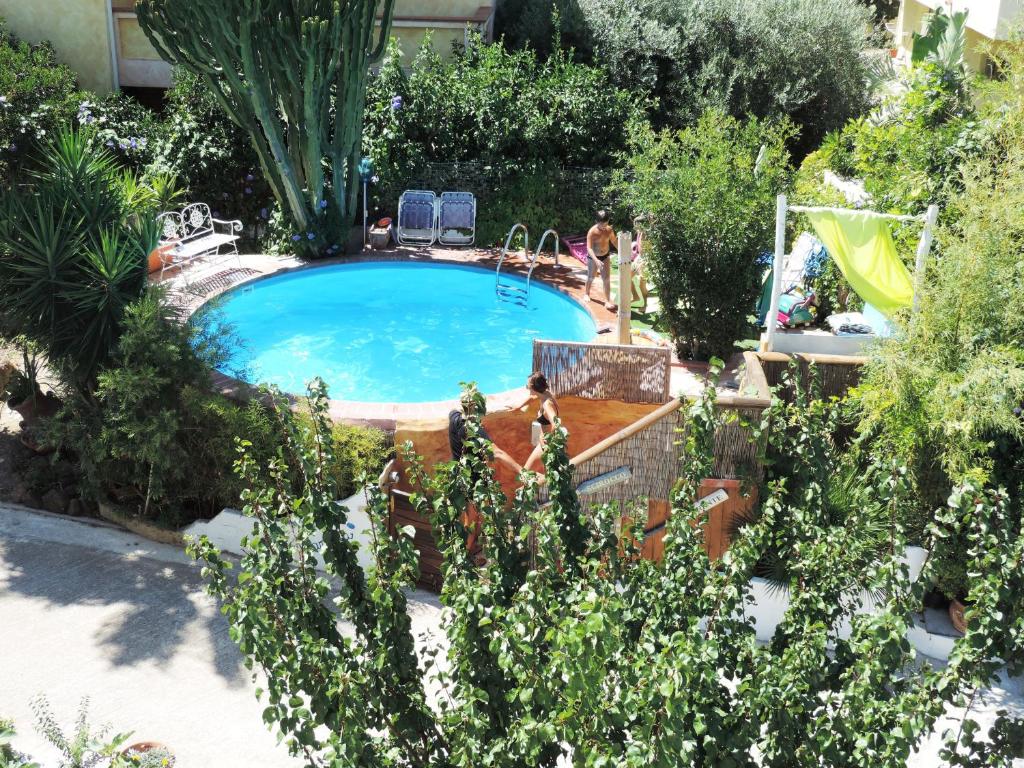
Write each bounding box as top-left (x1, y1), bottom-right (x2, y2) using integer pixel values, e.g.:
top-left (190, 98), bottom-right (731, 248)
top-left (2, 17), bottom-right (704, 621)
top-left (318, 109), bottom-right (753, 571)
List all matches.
top-left (55, 294), bottom-right (389, 525)
top-left (187, 377), bottom-right (1024, 766)
top-left (363, 35), bottom-right (636, 233)
top-left (0, 130), bottom-right (156, 391)
top-left (854, 46), bottom-right (1024, 598)
top-left (84, 92), bottom-right (161, 175)
top-left (614, 111), bottom-right (792, 360)
top-left (0, 18), bottom-right (83, 186)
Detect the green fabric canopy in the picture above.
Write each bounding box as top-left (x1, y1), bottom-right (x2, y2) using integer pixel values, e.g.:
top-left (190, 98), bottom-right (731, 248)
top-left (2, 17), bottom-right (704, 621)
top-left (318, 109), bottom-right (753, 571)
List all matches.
top-left (803, 208), bottom-right (914, 317)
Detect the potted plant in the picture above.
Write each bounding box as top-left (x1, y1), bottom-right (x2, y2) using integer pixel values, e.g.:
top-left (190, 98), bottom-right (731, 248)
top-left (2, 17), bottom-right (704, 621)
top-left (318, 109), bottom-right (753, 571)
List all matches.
top-left (120, 742), bottom-right (175, 767)
top-left (3, 340), bottom-right (59, 425)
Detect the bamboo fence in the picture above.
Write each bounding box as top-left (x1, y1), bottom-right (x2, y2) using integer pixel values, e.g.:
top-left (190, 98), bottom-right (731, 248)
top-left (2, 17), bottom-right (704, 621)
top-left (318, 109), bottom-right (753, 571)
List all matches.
top-left (532, 340), bottom-right (672, 404)
top-left (756, 351), bottom-right (865, 400)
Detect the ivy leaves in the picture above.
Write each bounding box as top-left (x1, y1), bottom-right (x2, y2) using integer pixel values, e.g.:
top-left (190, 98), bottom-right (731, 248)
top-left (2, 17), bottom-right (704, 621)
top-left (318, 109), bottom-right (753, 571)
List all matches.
top-left (188, 379), bottom-right (1021, 767)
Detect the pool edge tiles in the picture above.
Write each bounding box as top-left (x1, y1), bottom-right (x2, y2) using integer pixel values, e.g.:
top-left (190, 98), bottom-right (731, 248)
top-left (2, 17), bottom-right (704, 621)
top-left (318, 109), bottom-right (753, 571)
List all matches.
top-left (203, 259), bottom-right (598, 408)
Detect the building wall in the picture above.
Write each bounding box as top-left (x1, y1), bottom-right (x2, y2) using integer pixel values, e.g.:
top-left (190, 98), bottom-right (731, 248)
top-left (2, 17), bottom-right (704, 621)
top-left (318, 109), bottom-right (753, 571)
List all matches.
top-left (0, 0), bottom-right (493, 94)
top-left (383, 24), bottom-right (469, 60)
top-left (897, 0), bottom-right (1023, 71)
top-left (0, 0), bottom-right (115, 93)
top-left (393, 0), bottom-right (486, 16)
top-left (112, 11), bottom-right (172, 88)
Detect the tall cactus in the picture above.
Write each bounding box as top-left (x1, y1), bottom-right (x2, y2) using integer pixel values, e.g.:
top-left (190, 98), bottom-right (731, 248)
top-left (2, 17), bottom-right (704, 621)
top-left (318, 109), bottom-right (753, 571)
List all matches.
top-left (135, 0), bottom-right (395, 256)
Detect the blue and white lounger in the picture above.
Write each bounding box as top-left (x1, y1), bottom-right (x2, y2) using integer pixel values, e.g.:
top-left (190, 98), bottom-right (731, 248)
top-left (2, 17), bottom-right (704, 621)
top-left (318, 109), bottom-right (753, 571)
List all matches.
top-left (397, 190), bottom-right (437, 246)
top-left (437, 191), bottom-right (476, 246)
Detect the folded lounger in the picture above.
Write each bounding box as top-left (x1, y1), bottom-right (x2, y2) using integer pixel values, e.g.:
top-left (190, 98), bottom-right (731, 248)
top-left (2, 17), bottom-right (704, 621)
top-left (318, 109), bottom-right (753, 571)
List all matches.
top-left (562, 234), bottom-right (590, 266)
top-left (397, 190), bottom-right (437, 246)
top-left (437, 192), bottom-right (476, 246)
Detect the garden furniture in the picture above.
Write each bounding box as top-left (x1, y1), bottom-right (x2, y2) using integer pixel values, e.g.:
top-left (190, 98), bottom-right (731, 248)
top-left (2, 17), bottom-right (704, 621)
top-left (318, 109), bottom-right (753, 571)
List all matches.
top-left (156, 203), bottom-right (243, 285)
top-left (437, 191), bottom-right (476, 245)
top-left (396, 190), bottom-right (437, 245)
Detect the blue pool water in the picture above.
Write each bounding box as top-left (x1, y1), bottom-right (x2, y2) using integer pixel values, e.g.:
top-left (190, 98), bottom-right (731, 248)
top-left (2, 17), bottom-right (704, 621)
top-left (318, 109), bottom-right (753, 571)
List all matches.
top-left (214, 262), bottom-right (596, 402)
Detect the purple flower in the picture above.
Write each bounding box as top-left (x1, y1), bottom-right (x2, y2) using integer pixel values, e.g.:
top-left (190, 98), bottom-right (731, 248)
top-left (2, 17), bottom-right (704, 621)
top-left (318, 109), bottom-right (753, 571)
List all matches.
top-left (105, 140), bottom-right (115, 147)
top-left (391, 95), bottom-right (403, 111)
top-left (246, 173), bottom-right (255, 182)
top-left (319, 200), bottom-right (327, 209)
top-left (244, 186), bottom-right (252, 195)
top-left (212, 210), bottom-right (220, 218)
top-left (129, 138), bottom-right (137, 149)
top-left (306, 232), bottom-right (315, 240)
top-left (7, 143), bottom-right (16, 152)
top-left (259, 208), bottom-right (268, 219)
top-left (139, 137), bottom-right (147, 148)
top-left (291, 234), bottom-right (301, 242)
top-left (119, 143), bottom-right (127, 150)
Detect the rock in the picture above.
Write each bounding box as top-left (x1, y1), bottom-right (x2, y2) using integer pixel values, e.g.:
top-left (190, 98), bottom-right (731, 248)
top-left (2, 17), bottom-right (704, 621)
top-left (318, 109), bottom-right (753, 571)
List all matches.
top-left (66, 498), bottom-right (85, 517)
top-left (41, 487), bottom-right (70, 515)
top-left (24, 493), bottom-right (43, 510)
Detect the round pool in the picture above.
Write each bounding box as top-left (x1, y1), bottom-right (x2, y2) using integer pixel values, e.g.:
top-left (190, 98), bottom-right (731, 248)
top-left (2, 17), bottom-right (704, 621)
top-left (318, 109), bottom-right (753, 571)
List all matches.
top-left (213, 261), bottom-right (596, 403)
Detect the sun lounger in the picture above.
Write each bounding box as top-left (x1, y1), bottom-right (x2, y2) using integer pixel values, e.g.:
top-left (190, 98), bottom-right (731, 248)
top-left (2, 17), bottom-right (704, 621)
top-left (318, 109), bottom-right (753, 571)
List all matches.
top-left (437, 192), bottom-right (476, 246)
top-left (396, 190), bottom-right (437, 245)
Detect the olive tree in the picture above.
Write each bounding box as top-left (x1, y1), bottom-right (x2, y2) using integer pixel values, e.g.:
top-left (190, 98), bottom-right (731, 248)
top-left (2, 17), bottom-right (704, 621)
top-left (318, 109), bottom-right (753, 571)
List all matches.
top-left (136, 0), bottom-right (395, 256)
top-left (188, 377), bottom-right (1024, 766)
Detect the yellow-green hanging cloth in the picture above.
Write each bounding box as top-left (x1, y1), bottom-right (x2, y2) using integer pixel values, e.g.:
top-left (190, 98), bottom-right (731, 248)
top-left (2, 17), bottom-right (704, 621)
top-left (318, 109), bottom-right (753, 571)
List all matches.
top-left (803, 208), bottom-right (914, 318)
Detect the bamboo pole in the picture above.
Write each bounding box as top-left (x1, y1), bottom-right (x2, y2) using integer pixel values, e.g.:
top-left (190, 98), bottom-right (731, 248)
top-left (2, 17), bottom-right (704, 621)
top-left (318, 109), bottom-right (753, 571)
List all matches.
top-left (617, 231), bottom-right (632, 345)
top-left (912, 204), bottom-right (939, 312)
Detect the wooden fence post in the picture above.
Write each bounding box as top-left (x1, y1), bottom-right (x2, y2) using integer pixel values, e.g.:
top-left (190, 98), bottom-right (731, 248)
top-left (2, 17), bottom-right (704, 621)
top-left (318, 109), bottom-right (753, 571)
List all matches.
top-left (617, 231), bottom-right (632, 345)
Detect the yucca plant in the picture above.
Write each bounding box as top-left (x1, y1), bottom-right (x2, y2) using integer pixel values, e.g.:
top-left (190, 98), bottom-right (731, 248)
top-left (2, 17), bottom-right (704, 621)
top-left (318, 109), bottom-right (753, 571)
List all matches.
top-left (0, 129), bottom-right (155, 392)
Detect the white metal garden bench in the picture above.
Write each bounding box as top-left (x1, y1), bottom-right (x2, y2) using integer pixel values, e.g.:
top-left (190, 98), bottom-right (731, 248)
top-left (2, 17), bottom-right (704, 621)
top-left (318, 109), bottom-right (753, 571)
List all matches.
top-left (156, 203), bottom-right (243, 284)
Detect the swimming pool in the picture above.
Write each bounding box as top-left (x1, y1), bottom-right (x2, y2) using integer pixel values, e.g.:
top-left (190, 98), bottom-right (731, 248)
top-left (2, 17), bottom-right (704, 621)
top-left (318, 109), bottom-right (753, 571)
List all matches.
top-left (213, 261), bottom-right (596, 403)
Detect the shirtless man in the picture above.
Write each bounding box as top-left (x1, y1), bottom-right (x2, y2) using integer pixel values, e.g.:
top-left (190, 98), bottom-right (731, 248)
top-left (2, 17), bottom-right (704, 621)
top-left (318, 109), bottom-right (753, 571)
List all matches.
top-left (585, 209), bottom-right (617, 311)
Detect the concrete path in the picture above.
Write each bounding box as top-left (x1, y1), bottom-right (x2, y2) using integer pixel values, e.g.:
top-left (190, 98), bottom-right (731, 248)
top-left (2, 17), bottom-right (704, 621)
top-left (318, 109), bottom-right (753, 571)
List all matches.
top-left (0, 503), bottom-right (443, 767)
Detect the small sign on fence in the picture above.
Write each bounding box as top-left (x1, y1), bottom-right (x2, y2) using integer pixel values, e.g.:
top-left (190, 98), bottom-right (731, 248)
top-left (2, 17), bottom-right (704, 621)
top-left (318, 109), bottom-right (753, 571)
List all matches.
top-left (576, 466), bottom-right (633, 496)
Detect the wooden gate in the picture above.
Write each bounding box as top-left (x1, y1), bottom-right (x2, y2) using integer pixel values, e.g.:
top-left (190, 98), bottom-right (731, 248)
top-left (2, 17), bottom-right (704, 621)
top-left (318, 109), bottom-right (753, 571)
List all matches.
top-left (388, 489), bottom-right (443, 592)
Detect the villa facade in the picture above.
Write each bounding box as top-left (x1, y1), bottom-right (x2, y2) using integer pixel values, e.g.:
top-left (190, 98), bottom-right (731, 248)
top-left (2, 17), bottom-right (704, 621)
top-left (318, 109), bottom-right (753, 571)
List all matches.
top-left (896, 0), bottom-right (1023, 74)
top-left (0, 0), bottom-right (494, 94)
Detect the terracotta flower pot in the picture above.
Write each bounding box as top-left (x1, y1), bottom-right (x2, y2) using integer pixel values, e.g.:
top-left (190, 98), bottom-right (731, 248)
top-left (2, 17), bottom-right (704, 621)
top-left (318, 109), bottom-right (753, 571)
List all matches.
top-left (12, 392), bottom-right (60, 425)
top-left (148, 243), bottom-right (176, 274)
top-left (949, 597), bottom-right (968, 634)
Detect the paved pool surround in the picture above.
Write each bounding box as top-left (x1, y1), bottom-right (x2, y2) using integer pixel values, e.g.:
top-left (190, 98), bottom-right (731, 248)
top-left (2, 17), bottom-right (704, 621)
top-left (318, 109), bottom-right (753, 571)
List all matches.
top-left (190, 244), bottom-right (619, 430)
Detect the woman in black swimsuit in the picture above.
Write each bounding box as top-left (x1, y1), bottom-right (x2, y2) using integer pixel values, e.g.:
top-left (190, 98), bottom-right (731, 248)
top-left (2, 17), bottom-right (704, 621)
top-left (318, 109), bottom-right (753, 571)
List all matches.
top-left (521, 371), bottom-right (560, 472)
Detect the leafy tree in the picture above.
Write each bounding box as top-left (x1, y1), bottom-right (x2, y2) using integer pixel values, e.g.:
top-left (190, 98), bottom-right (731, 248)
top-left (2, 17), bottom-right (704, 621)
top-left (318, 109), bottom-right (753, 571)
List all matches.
top-left (507, 0), bottom-right (871, 157)
top-left (613, 111), bottom-right (792, 360)
top-left (136, 0), bottom-right (398, 257)
top-left (189, 376), bottom-right (1023, 766)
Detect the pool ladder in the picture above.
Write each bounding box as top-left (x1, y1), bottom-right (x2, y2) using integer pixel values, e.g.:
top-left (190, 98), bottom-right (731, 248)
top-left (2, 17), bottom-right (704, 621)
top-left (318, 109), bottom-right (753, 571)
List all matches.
top-left (495, 224), bottom-right (562, 305)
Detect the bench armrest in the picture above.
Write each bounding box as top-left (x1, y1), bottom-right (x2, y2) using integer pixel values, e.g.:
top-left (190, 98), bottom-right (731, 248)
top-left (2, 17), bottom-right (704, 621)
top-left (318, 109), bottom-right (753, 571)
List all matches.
top-left (212, 218), bottom-right (243, 234)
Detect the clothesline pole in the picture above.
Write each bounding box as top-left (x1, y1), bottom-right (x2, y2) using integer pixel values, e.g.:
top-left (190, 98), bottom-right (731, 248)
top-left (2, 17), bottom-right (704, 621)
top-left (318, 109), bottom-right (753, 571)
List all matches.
top-left (762, 193), bottom-right (788, 353)
top-left (617, 232), bottom-right (632, 345)
top-left (912, 204), bottom-right (939, 312)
